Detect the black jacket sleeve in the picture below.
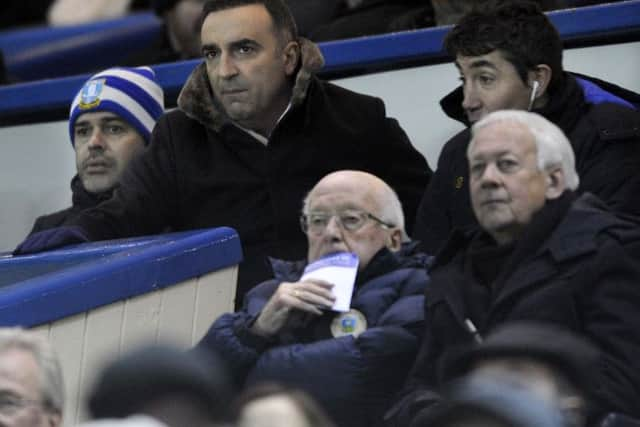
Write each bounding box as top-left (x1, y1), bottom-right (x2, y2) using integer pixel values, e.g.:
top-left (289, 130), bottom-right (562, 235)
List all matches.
top-left (411, 131), bottom-right (469, 255)
top-left (580, 236), bottom-right (640, 421)
top-left (383, 311), bottom-right (442, 427)
top-left (367, 97), bottom-right (432, 235)
top-left (571, 104), bottom-right (640, 220)
top-left (28, 208), bottom-right (73, 235)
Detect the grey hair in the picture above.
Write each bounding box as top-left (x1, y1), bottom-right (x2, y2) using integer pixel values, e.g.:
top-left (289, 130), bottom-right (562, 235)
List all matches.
top-left (0, 328), bottom-right (65, 415)
top-left (378, 184), bottom-right (408, 242)
top-left (468, 110), bottom-right (579, 190)
top-left (302, 171), bottom-right (408, 241)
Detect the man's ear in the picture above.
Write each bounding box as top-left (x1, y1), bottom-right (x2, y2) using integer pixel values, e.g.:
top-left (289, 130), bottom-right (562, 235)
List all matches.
top-left (528, 64), bottom-right (552, 105)
top-left (545, 166), bottom-right (566, 200)
top-left (282, 40), bottom-right (300, 76)
top-left (387, 229), bottom-right (403, 252)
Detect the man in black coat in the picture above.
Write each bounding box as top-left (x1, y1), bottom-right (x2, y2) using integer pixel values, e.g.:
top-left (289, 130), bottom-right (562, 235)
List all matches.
top-left (28, 66), bottom-right (165, 234)
top-left (15, 0), bottom-right (431, 307)
top-left (385, 110), bottom-right (640, 427)
top-left (412, 0), bottom-right (640, 255)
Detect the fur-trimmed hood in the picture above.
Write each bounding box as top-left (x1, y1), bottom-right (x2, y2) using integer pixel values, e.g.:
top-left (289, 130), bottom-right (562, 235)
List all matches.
top-left (176, 37), bottom-right (324, 132)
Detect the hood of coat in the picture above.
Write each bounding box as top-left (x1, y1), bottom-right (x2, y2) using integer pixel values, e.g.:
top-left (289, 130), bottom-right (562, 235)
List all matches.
top-left (176, 37), bottom-right (324, 132)
top-left (70, 174), bottom-right (115, 209)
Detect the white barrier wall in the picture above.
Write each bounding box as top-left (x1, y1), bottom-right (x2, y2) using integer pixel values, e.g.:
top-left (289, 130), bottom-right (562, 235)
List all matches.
top-left (0, 122), bottom-right (75, 250)
top-left (32, 264), bottom-right (237, 427)
top-left (1, 41), bottom-right (639, 251)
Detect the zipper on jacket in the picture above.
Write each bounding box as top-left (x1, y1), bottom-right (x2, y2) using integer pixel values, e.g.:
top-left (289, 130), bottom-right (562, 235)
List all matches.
top-left (465, 318), bottom-right (483, 344)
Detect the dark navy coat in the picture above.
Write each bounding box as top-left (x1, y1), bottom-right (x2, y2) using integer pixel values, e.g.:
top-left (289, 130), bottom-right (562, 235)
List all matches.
top-left (198, 246), bottom-right (431, 427)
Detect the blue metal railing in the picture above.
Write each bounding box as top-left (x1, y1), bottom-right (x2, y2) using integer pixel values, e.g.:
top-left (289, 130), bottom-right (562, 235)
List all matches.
top-left (0, 227), bottom-right (242, 327)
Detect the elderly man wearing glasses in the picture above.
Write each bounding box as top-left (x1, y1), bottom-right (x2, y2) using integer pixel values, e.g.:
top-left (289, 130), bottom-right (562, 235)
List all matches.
top-left (0, 328), bottom-right (64, 427)
top-left (197, 170), bottom-right (430, 427)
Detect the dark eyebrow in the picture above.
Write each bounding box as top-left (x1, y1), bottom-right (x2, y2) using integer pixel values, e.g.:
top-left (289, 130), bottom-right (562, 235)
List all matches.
top-left (100, 117), bottom-right (126, 125)
top-left (468, 59), bottom-right (498, 71)
top-left (229, 38), bottom-right (261, 49)
top-left (73, 118), bottom-right (91, 128)
top-left (201, 43), bottom-right (219, 53)
top-left (74, 116), bottom-right (125, 128)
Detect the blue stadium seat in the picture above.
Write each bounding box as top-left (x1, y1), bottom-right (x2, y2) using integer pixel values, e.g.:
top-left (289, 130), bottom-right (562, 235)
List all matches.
top-left (0, 12), bottom-right (162, 82)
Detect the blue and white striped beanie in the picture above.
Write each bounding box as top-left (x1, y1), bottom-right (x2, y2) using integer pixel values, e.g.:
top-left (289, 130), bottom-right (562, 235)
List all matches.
top-left (69, 66), bottom-right (165, 145)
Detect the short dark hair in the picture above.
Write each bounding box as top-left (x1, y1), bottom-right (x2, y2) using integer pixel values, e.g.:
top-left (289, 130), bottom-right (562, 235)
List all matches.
top-left (201, 0), bottom-right (298, 43)
top-left (444, 0), bottom-right (563, 92)
top-left (89, 345), bottom-right (234, 423)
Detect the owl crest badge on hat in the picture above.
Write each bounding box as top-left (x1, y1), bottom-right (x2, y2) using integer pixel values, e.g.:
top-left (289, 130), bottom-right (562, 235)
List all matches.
top-left (69, 67), bottom-right (165, 146)
top-left (79, 78), bottom-right (106, 110)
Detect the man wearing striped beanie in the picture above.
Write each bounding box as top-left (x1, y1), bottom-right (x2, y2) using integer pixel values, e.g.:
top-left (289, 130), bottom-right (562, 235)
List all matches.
top-left (27, 66), bottom-right (165, 234)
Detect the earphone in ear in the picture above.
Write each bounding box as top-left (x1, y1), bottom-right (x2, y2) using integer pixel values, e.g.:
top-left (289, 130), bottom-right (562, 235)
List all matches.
top-left (528, 81), bottom-right (540, 111)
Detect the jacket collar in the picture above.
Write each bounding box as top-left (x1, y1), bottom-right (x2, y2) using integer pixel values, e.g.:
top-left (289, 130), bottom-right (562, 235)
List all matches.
top-left (439, 85), bottom-right (468, 126)
top-left (572, 72), bottom-right (640, 110)
top-left (176, 37), bottom-right (324, 132)
top-left (533, 73), bottom-right (584, 135)
top-left (71, 175), bottom-right (114, 209)
top-left (269, 243), bottom-right (429, 286)
top-left (539, 193), bottom-right (631, 262)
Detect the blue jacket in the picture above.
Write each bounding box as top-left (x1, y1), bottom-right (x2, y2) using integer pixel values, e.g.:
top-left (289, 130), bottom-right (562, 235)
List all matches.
top-left (198, 246), bottom-right (431, 427)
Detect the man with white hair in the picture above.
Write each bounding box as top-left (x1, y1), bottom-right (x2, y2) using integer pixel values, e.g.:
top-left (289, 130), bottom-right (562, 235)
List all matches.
top-left (0, 328), bottom-right (65, 427)
top-left (198, 170), bottom-right (430, 427)
top-left (386, 110), bottom-right (640, 427)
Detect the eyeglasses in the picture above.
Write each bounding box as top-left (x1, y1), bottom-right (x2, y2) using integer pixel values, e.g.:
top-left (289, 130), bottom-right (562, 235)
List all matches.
top-left (300, 209), bottom-right (395, 234)
top-left (0, 395), bottom-right (46, 416)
